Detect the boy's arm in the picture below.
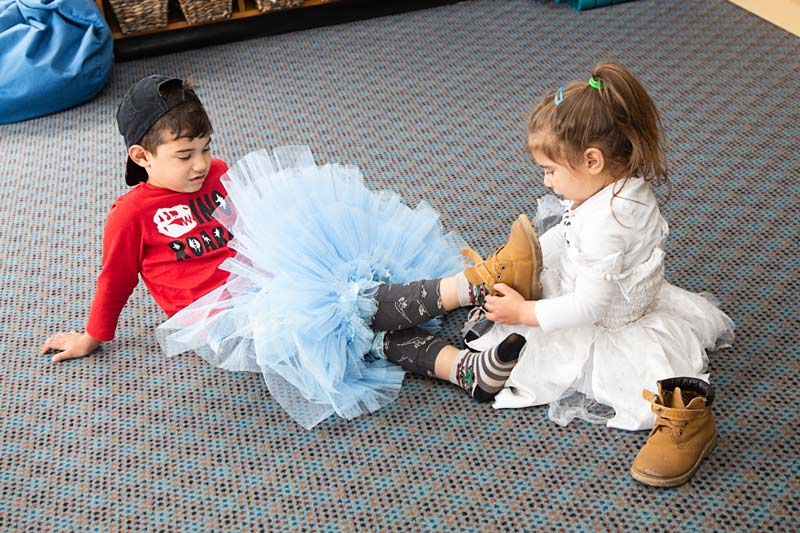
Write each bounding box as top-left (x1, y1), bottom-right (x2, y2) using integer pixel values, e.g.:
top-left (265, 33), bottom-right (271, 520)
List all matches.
top-left (42, 200), bottom-right (142, 362)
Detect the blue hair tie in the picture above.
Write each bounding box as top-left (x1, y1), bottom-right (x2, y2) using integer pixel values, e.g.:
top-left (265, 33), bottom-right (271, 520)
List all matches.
top-left (554, 86), bottom-right (564, 106)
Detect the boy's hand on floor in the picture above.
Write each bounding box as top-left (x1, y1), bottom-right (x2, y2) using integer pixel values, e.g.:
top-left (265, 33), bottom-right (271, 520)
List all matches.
top-left (40, 331), bottom-right (101, 362)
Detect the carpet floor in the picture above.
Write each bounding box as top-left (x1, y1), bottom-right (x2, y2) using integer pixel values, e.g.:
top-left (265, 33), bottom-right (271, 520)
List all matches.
top-left (1, 0), bottom-right (798, 530)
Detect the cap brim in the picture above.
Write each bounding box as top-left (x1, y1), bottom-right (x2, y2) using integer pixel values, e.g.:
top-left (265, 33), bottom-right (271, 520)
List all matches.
top-left (125, 157), bottom-right (148, 186)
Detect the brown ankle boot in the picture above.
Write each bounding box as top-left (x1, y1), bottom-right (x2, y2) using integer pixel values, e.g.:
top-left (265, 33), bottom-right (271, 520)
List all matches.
top-left (461, 214), bottom-right (543, 301)
top-left (630, 377), bottom-right (717, 487)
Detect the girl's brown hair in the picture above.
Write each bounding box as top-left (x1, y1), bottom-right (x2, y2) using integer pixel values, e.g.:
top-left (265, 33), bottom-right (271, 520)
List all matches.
top-left (139, 80), bottom-right (212, 152)
top-left (527, 62), bottom-right (669, 191)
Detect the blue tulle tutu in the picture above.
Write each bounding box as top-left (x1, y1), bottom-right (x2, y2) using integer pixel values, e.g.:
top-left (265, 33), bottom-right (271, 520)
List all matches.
top-left (157, 147), bottom-right (466, 428)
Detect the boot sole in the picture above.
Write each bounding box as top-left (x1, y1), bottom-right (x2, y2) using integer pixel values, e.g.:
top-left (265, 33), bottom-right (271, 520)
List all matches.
top-left (517, 214), bottom-right (544, 300)
top-left (630, 433), bottom-right (718, 488)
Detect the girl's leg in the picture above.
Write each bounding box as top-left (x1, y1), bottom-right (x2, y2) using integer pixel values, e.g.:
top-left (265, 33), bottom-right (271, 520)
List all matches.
top-left (378, 327), bottom-right (525, 402)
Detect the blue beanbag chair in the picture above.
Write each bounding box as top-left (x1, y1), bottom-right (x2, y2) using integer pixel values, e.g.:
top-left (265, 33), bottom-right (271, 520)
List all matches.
top-left (0, 0), bottom-right (113, 124)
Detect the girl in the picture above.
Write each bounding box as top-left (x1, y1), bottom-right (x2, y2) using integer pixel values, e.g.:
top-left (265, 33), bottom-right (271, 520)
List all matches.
top-left (470, 62), bottom-right (734, 431)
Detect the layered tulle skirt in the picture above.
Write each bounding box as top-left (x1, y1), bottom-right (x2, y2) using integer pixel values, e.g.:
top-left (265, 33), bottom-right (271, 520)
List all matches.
top-left (158, 147), bottom-right (465, 429)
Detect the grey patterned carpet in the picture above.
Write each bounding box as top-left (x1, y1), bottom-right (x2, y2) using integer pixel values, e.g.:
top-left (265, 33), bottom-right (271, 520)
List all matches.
top-left (1, 0), bottom-right (798, 530)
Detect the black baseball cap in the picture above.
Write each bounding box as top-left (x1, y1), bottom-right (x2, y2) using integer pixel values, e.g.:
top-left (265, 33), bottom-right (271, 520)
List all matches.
top-left (116, 75), bottom-right (201, 186)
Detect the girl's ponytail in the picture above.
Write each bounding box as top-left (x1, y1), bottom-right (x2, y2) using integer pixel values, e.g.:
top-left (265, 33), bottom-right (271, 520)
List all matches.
top-left (590, 63), bottom-right (668, 187)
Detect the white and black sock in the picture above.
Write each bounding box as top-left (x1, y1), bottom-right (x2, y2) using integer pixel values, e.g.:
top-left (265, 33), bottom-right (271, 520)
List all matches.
top-left (449, 333), bottom-right (525, 402)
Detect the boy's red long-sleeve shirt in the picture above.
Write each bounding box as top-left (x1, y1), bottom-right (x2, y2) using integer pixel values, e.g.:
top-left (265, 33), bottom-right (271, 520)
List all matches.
top-left (87, 159), bottom-right (234, 341)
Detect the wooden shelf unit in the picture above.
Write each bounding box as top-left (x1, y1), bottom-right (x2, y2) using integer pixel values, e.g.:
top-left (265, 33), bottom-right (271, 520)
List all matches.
top-left (98, 0), bottom-right (459, 61)
top-left (96, 0), bottom-right (336, 39)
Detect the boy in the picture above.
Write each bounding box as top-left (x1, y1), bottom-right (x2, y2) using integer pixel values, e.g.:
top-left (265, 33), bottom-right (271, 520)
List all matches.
top-left (42, 74), bottom-right (541, 416)
top-left (41, 75), bottom-right (233, 362)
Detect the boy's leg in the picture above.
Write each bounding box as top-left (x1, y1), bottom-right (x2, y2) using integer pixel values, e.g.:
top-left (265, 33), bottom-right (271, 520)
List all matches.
top-left (370, 275), bottom-right (488, 332)
top-left (371, 213), bottom-right (543, 330)
top-left (377, 327), bottom-right (525, 402)
top-left (371, 278), bottom-right (458, 331)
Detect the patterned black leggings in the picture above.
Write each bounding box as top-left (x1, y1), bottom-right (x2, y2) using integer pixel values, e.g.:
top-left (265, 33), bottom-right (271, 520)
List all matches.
top-left (371, 280), bottom-right (451, 378)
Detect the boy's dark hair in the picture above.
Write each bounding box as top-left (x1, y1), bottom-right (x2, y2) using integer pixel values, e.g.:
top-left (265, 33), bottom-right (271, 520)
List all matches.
top-left (117, 75), bottom-right (213, 186)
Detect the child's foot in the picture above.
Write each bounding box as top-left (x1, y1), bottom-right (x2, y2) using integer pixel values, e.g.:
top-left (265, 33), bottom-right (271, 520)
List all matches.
top-left (461, 306), bottom-right (495, 343)
top-left (451, 333), bottom-right (526, 402)
top-left (461, 214), bottom-right (543, 301)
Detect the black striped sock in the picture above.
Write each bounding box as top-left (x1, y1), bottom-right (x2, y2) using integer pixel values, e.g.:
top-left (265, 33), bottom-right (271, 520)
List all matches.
top-left (450, 333), bottom-right (525, 402)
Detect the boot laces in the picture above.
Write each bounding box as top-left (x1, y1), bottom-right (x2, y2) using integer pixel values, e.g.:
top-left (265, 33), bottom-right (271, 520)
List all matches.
top-left (465, 306), bottom-right (485, 323)
top-left (653, 409), bottom-right (690, 435)
top-left (485, 247), bottom-right (506, 280)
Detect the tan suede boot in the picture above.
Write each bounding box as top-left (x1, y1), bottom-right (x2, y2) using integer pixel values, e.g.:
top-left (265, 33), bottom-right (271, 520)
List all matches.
top-left (631, 377), bottom-right (717, 487)
top-left (461, 214), bottom-right (543, 301)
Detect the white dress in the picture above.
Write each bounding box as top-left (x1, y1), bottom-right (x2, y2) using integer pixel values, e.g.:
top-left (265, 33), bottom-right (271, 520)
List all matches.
top-left (467, 178), bottom-right (734, 431)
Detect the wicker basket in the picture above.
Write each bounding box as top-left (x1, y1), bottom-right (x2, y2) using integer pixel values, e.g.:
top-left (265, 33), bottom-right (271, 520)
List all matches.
top-left (255, 0), bottom-right (305, 13)
top-left (107, 0), bottom-right (169, 35)
top-left (178, 0), bottom-right (233, 25)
